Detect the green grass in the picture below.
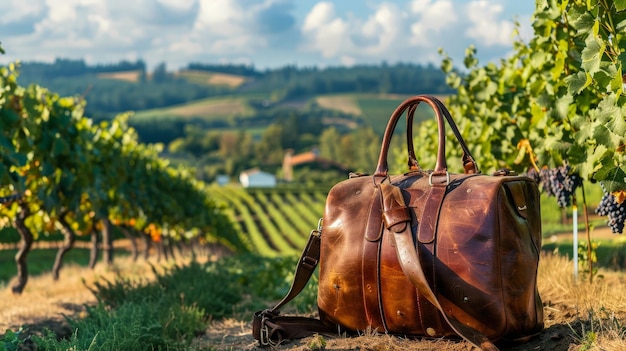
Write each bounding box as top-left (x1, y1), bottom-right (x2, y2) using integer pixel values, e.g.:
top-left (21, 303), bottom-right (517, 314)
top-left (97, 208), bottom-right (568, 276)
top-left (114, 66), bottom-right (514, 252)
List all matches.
top-left (131, 96), bottom-right (255, 123)
top-left (542, 236), bottom-right (626, 270)
top-left (130, 92), bottom-right (422, 135)
top-left (355, 94), bottom-right (438, 135)
top-left (540, 182), bottom-right (605, 236)
top-left (20, 254), bottom-right (318, 350)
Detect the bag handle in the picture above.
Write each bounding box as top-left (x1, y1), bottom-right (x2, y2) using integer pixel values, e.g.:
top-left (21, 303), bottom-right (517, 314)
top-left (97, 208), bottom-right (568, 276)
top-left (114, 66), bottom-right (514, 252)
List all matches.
top-left (375, 95), bottom-right (479, 177)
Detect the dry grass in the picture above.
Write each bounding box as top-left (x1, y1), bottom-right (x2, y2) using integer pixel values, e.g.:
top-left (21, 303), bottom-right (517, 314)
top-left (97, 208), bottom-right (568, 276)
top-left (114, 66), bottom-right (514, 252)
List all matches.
top-left (176, 70), bottom-right (247, 88)
top-left (0, 254), bottom-right (192, 334)
top-left (537, 253), bottom-right (626, 351)
top-left (96, 70), bottom-right (142, 82)
top-left (315, 95), bottom-right (362, 116)
top-left (197, 253), bottom-right (626, 351)
top-left (1, 252), bottom-right (624, 351)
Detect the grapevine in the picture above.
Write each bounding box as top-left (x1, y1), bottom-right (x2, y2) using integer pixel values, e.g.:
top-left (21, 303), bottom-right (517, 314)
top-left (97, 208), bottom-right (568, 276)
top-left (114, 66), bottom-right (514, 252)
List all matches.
top-left (1, 61), bottom-right (245, 292)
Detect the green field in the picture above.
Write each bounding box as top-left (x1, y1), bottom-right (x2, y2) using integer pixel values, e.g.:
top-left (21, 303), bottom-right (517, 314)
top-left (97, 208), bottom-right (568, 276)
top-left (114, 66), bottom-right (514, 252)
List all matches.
top-left (131, 95), bottom-right (255, 122)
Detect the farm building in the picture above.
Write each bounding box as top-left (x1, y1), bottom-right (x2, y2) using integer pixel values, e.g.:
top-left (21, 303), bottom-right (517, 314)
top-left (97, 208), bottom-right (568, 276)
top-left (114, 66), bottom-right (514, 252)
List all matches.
top-left (239, 168), bottom-right (276, 188)
top-left (282, 148), bottom-right (349, 182)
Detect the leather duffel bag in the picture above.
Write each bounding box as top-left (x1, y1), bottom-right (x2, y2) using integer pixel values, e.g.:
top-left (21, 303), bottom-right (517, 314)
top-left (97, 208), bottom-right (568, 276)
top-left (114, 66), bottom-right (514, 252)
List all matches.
top-left (253, 95), bottom-right (544, 351)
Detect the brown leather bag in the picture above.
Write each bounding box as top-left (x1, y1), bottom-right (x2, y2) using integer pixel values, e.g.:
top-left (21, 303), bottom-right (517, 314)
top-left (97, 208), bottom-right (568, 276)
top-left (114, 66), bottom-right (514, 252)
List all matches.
top-left (253, 95), bottom-right (543, 351)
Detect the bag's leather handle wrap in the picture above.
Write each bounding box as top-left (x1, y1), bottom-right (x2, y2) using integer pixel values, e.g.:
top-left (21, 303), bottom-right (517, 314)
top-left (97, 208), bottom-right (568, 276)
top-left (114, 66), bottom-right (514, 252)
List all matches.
top-left (379, 183), bottom-right (499, 351)
top-left (376, 95), bottom-right (479, 177)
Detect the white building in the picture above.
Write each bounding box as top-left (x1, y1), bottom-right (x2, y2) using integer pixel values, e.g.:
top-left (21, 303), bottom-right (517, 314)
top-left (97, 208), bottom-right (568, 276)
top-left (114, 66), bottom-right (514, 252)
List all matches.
top-left (239, 168), bottom-right (276, 188)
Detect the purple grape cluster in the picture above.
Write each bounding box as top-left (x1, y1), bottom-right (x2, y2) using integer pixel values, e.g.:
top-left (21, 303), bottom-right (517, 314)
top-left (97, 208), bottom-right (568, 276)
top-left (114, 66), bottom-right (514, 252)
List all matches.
top-left (595, 185), bottom-right (626, 234)
top-left (531, 164), bottom-right (581, 208)
top-left (525, 168), bottom-right (540, 184)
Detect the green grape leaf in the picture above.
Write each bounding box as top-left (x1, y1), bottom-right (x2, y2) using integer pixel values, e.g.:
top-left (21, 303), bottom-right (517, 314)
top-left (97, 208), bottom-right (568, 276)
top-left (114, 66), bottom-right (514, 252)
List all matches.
top-left (595, 94), bottom-right (625, 135)
top-left (440, 54), bottom-right (453, 73)
top-left (555, 94), bottom-right (574, 119)
top-left (598, 166), bottom-right (626, 193)
top-left (551, 50), bottom-right (566, 80)
top-left (609, 67), bottom-right (624, 92)
top-left (566, 143), bottom-right (587, 165)
top-left (581, 33), bottom-right (605, 75)
top-left (574, 121), bottom-right (595, 144)
top-left (475, 81), bottom-right (498, 101)
top-left (593, 124), bottom-right (616, 149)
top-left (582, 145), bottom-right (610, 180)
top-left (565, 71), bottom-right (591, 95)
top-left (530, 51), bottom-right (550, 69)
top-left (568, 7), bottom-right (595, 34)
top-left (52, 137), bottom-right (70, 156)
top-left (615, 0), bottom-right (626, 11)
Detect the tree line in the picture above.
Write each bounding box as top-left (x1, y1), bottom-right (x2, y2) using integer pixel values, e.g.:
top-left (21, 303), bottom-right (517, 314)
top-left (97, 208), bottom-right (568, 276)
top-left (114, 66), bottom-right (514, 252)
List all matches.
top-left (14, 59), bottom-right (453, 119)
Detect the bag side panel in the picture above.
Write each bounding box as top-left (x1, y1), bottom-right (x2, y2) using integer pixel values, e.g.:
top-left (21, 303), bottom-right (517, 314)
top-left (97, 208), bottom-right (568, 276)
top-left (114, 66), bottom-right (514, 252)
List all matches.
top-left (433, 175), bottom-right (507, 339)
top-left (317, 177), bottom-right (379, 331)
top-left (498, 179), bottom-right (544, 339)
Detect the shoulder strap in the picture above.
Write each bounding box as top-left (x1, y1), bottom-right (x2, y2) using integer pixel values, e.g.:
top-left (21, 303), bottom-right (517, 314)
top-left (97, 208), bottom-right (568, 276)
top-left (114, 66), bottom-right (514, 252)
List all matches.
top-left (379, 183), bottom-right (499, 351)
top-left (252, 223), bottom-right (337, 346)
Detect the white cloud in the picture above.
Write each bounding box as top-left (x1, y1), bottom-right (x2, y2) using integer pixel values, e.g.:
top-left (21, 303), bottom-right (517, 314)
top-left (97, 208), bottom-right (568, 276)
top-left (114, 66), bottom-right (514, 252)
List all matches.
top-left (0, 0), bottom-right (534, 70)
top-left (194, 0), bottom-right (247, 36)
top-left (301, 2), bottom-right (349, 58)
top-left (409, 0), bottom-right (457, 46)
top-left (300, 0), bottom-right (468, 65)
top-left (359, 3), bottom-right (403, 54)
top-left (302, 1), bottom-right (336, 32)
top-left (0, 0), bottom-right (47, 25)
top-left (301, 2), bottom-right (407, 59)
top-left (466, 0), bottom-right (516, 46)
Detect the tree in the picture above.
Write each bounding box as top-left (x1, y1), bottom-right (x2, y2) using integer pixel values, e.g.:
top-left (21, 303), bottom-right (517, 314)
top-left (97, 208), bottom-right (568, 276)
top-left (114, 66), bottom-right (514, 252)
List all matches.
top-left (319, 127), bottom-right (342, 162)
top-left (152, 62), bottom-right (169, 83)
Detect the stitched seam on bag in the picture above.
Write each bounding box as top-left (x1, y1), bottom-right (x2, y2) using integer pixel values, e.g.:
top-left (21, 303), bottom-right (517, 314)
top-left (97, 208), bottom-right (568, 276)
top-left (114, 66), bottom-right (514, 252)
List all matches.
top-left (496, 186), bottom-right (509, 337)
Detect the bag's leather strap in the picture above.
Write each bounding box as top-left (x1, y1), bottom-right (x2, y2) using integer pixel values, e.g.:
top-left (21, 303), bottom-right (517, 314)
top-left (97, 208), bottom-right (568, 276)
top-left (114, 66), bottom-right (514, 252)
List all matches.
top-left (252, 224), bottom-right (337, 346)
top-left (379, 183), bottom-right (499, 351)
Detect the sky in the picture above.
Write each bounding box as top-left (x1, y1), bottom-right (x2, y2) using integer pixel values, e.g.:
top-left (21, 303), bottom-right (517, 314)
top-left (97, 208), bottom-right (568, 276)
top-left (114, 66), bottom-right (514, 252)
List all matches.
top-left (0, 0), bottom-right (536, 72)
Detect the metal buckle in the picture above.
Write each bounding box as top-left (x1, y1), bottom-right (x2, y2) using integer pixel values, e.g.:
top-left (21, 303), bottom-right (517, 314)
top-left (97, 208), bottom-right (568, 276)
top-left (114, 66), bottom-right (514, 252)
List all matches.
top-left (310, 218), bottom-right (323, 238)
top-left (260, 323), bottom-right (271, 346)
top-left (259, 313), bottom-right (283, 347)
